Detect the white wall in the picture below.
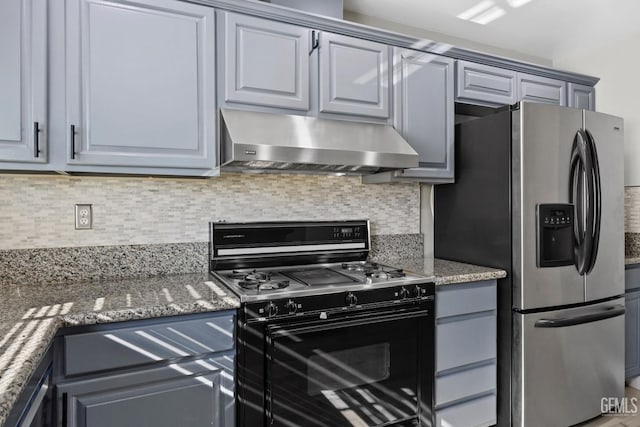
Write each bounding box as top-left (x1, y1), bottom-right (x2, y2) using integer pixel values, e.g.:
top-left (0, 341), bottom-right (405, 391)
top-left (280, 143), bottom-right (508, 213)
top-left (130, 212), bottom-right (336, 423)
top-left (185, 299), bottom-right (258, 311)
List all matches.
top-left (554, 34), bottom-right (640, 186)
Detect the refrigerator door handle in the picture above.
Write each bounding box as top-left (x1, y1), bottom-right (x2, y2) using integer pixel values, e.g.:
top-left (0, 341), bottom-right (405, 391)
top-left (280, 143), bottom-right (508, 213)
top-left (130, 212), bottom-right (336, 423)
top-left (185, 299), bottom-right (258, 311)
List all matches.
top-left (570, 129), bottom-right (595, 275)
top-left (584, 129), bottom-right (602, 274)
top-left (534, 305), bottom-right (625, 328)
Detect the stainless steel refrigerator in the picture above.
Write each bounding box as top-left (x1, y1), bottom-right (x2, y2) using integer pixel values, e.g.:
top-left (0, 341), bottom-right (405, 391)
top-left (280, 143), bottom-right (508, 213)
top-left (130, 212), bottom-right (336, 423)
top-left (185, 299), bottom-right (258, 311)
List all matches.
top-left (435, 102), bottom-right (625, 427)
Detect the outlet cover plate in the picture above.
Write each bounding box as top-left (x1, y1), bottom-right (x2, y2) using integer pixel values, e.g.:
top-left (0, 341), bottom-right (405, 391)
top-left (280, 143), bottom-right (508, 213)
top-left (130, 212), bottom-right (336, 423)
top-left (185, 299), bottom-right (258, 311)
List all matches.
top-left (75, 204), bottom-right (93, 230)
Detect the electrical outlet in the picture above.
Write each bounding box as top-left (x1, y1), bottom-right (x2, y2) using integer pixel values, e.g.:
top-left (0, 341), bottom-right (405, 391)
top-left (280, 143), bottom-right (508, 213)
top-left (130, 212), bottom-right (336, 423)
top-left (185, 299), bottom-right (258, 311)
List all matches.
top-left (75, 204), bottom-right (92, 230)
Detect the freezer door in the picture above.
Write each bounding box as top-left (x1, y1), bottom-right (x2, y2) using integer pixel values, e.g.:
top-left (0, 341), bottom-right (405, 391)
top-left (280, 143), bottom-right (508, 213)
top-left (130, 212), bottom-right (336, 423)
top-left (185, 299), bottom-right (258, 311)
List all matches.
top-left (513, 103), bottom-right (584, 310)
top-left (584, 111), bottom-right (625, 301)
top-left (513, 298), bottom-right (625, 427)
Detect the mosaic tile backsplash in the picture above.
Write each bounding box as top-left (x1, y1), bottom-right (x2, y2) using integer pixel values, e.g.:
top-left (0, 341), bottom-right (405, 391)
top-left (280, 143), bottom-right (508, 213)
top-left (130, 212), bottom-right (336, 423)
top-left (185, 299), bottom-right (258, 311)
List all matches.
top-left (0, 173), bottom-right (419, 250)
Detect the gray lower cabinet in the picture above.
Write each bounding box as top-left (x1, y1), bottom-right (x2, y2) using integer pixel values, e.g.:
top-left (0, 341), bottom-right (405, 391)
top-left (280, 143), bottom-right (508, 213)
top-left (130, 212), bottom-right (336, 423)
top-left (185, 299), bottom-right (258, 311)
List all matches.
top-left (318, 33), bottom-right (390, 118)
top-left (58, 356), bottom-right (233, 427)
top-left (456, 60), bottom-right (517, 106)
top-left (363, 48), bottom-right (454, 183)
top-left (63, 0), bottom-right (217, 170)
top-left (0, 0), bottom-right (47, 164)
top-left (435, 280), bottom-right (497, 427)
top-left (626, 266), bottom-right (640, 378)
top-left (518, 73), bottom-right (566, 106)
top-left (5, 346), bottom-right (53, 427)
top-left (568, 82), bottom-right (596, 111)
top-left (55, 311), bottom-right (235, 427)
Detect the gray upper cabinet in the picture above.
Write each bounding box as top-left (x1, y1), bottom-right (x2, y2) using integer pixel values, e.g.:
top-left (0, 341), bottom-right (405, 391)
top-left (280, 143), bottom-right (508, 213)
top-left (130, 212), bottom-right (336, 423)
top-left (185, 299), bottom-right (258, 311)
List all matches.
top-left (318, 33), bottom-right (390, 118)
top-left (364, 48), bottom-right (453, 183)
top-left (0, 0), bottom-right (47, 164)
top-left (221, 12), bottom-right (310, 110)
top-left (518, 73), bottom-right (566, 106)
top-left (568, 82), bottom-right (596, 111)
top-left (456, 60), bottom-right (517, 106)
top-left (64, 0), bottom-right (216, 169)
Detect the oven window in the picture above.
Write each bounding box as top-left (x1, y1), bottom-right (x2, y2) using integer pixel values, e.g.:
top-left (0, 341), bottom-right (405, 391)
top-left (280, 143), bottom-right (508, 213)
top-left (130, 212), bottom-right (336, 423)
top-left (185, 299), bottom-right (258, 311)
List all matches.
top-left (307, 343), bottom-right (390, 396)
top-left (267, 313), bottom-right (426, 427)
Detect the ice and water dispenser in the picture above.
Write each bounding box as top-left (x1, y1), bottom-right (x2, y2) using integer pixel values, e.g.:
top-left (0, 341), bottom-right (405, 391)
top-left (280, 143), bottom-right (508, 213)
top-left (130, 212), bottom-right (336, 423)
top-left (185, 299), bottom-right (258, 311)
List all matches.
top-left (537, 204), bottom-right (574, 267)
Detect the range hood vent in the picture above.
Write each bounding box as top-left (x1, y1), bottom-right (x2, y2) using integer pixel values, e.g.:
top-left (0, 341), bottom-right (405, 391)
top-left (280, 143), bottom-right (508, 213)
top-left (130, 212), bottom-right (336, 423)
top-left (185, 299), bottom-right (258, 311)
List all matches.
top-left (219, 109), bottom-right (418, 175)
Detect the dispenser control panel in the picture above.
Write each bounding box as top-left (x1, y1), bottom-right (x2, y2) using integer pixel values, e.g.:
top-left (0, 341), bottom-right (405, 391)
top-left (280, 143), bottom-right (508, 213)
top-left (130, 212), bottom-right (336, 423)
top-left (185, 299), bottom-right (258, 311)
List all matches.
top-left (537, 204), bottom-right (574, 268)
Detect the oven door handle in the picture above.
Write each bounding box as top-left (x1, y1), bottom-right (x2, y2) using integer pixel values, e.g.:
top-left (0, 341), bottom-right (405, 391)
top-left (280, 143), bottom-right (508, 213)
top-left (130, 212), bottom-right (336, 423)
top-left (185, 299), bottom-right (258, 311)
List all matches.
top-left (267, 308), bottom-right (430, 337)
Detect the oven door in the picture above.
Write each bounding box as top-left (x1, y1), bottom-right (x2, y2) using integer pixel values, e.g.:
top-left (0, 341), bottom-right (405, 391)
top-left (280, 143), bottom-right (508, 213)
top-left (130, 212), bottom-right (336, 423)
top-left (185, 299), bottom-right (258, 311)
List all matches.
top-left (265, 308), bottom-right (432, 427)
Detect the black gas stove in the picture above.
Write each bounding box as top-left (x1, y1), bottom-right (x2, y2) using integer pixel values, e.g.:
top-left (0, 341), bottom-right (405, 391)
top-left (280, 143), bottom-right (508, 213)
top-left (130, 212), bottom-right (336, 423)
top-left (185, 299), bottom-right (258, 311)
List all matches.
top-left (209, 220), bottom-right (435, 427)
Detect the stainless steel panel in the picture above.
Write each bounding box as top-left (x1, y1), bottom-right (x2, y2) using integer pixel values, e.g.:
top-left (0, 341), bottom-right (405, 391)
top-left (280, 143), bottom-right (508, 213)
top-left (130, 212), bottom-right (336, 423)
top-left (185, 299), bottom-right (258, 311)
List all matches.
top-left (513, 103), bottom-right (584, 310)
top-left (584, 110), bottom-right (625, 301)
top-left (220, 108), bottom-right (418, 173)
top-left (512, 298), bottom-right (624, 427)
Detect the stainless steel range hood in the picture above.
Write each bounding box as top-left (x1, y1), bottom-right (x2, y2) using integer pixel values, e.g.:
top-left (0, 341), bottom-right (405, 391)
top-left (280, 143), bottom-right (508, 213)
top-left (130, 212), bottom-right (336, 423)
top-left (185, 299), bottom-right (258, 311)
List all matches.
top-left (220, 109), bottom-right (418, 174)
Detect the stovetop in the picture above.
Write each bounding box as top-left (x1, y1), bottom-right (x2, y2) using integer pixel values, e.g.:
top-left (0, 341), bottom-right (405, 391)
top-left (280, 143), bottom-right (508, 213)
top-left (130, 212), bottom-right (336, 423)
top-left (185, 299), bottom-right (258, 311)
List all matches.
top-left (210, 260), bottom-right (434, 302)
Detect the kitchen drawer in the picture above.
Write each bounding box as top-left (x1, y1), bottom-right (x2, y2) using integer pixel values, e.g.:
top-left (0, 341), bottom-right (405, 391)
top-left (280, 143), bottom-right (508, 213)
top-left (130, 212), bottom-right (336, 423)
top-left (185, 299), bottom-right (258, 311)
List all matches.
top-left (64, 312), bottom-right (234, 376)
top-left (437, 312), bottom-right (496, 371)
top-left (626, 265), bottom-right (640, 291)
top-left (436, 363), bottom-right (496, 407)
top-left (435, 394), bottom-right (496, 427)
top-left (437, 280), bottom-right (496, 319)
top-left (456, 60), bottom-right (517, 105)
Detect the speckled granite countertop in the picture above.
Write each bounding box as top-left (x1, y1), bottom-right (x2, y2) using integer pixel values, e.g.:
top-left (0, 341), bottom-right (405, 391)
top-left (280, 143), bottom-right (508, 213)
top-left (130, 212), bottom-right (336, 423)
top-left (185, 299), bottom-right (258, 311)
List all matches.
top-left (0, 274), bottom-right (239, 427)
top-left (374, 257), bottom-right (507, 285)
top-left (626, 257), bottom-right (640, 266)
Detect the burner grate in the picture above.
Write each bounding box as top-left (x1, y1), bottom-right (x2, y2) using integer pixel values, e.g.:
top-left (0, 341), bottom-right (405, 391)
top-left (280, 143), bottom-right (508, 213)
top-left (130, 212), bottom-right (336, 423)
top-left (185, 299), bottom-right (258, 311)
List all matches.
top-left (341, 262), bottom-right (406, 279)
top-left (231, 270), bottom-right (290, 291)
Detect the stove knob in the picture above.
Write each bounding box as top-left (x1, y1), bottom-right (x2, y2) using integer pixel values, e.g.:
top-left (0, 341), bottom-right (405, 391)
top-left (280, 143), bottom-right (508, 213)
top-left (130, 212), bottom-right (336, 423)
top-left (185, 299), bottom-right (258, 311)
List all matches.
top-left (346, 292), bottom-right (358, 307)
top-left (399, 287), bottom-right (410, 300)
top-left (285, 299), bottom-right (297, 314)
top-left (413, 285), bottom-right (422, 298)
top-left (266, 302), bottom-right (279, 317)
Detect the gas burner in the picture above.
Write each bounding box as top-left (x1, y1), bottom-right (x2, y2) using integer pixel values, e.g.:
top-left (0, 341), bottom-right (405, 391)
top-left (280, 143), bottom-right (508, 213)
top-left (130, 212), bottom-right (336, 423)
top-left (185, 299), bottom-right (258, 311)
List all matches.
top-left (231, 270), bottom-right (290, 291)
top-left (341, 262), bottom-right (406, 279)
top-left (341, 262), bottom-right (379, 274)
top-left (368, 269), bottom-right (405, 279)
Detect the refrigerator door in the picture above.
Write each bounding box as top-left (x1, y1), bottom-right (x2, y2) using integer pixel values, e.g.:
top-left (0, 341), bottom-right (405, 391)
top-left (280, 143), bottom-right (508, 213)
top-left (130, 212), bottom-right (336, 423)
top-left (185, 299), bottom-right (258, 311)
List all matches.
top-left (514, 103), bottom-right (584, 310)
top-left (513, 298), bottom-right (625, 427)
top-left (584, 111), bottom-right (625, 301)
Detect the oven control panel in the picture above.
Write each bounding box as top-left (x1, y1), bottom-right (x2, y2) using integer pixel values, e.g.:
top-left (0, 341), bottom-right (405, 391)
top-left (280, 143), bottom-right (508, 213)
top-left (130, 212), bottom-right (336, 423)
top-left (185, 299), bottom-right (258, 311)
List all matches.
top-left (245, 282), bottom-right (435, 322)
top-left (332, 226), bottom-right (362, 239)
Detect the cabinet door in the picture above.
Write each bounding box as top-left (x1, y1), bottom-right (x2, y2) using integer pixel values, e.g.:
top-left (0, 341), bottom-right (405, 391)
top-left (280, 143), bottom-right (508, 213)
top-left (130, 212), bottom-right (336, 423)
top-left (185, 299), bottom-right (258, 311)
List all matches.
top-left (518, 74), bottom-right (567, 106)
top-left (626, 290), bottom-right (640, 378)
top-left (0, 0), bottom-right (47, 163)
top-left (58, 355), bottom-right (235, 427)
top-left (65, 0), bottom-right (216, 169)
top-left (319, 33), bottom-right (390, 118)
top-left (568, 83), bottom-right (595, 111)
top-left (221, 12), bottom-right (310, 110)
top-left (456, 60), bottom-right (517, 106)
top-left (392, 49), bottom-right (454, 182)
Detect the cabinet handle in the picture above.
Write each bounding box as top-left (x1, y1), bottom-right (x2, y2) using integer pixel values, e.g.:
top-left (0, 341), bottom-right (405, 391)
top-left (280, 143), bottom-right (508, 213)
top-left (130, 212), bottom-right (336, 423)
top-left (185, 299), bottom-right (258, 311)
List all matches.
top-left (70, 124), bottom-right (77, 159)
top-left (309, 30), bottom-right (320, 55)
top-left (62, 392), bottom-right (68, 426)
top-left (33, 122), bottom-right (41, 158)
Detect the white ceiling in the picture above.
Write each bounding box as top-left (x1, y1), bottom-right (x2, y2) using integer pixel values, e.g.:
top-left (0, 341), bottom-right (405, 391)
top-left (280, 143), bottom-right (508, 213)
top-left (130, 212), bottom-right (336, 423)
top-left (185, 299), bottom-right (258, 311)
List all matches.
top-left (343, 0), bottom-right (640, 62)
